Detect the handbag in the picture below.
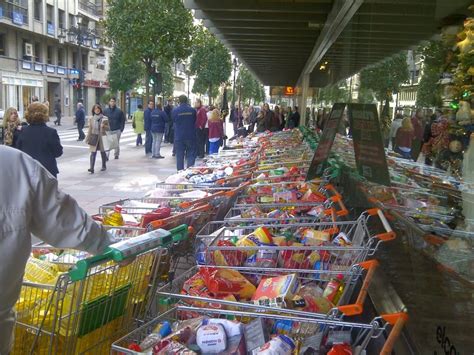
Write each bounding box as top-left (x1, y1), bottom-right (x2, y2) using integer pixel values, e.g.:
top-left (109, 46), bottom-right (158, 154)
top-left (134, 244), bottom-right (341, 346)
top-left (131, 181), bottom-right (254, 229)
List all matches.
top-left (102, 131), bottom-right (119, 151)
top-left (88, 133), bottom-right (99, 146)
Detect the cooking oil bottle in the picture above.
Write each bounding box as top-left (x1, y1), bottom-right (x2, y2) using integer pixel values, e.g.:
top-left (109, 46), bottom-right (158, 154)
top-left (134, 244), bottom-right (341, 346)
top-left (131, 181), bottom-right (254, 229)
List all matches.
top-left (103, 205), bottom-right (124, 226)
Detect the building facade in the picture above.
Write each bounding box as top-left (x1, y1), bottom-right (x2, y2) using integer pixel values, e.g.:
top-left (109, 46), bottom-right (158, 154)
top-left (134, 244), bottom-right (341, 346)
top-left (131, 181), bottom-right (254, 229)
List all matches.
top-left (0, 0), bottom-right (110, 118)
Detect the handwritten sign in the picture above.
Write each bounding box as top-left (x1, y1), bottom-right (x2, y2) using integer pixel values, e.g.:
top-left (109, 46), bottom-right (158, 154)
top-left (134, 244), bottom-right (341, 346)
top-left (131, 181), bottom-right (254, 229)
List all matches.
top-left (348, 104), bottom-right (390, 186)
top-left (306, 103), bottom-right (346, 180)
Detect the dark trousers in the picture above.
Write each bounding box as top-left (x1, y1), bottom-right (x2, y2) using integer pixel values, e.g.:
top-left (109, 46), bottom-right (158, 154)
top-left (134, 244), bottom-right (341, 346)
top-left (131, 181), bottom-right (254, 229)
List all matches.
top-left (54, 112), bottom-right (61, 125)
top-left (204, 128), bottom-right (209, 154)
top-left (136, 134), bottom-right (143, 146)
top-left (175, 139), bottom-right (196, 171)
top-left (145, 130), bottom-right (153, 154)
top-left (77, 120), bottom-right (85, 140)
top-left (196, 128), bottom-right (206, 158)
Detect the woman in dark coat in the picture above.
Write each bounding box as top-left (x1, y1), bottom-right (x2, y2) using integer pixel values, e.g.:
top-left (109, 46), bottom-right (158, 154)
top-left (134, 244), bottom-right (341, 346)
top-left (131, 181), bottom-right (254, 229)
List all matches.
top-left (16, 102), bottom-right (63, 178)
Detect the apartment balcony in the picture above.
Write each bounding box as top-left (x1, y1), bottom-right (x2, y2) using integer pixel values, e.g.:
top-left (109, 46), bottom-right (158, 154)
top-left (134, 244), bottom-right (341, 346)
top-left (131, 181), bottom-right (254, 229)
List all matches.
top-left (79, 0), bottom-right (103, 17)
top-left (0, 0), bottom-right (28, 26)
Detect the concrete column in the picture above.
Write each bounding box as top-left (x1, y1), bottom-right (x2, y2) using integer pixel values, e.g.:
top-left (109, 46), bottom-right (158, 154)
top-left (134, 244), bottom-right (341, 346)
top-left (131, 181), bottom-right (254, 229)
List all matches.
top-left (54, 0), bottom-right (59, 38)
top-left (298, 73), bottom-right (310, 126)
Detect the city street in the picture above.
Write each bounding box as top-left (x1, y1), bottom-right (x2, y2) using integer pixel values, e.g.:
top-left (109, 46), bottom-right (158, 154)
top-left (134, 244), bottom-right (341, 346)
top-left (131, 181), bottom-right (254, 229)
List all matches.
top-left (51, 117), bottom-right (177, 214)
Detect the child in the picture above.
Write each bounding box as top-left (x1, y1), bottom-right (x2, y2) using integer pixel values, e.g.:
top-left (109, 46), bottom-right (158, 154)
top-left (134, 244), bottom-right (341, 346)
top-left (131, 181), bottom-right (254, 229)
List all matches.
top-left (208, 109), bottom-right (224, 154)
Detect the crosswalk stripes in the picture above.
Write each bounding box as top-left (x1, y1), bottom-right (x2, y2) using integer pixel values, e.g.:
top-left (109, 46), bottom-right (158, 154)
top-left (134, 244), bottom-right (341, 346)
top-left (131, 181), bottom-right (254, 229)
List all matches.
top-left (56, 126), bottom-right (138, 144)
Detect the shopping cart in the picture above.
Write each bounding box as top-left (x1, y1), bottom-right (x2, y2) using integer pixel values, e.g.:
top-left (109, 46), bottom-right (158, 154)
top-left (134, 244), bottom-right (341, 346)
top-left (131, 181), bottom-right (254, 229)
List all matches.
top-left (111, 306), bottom-right (408, 355)
top-left (13, 228), bottom-right (185, 355)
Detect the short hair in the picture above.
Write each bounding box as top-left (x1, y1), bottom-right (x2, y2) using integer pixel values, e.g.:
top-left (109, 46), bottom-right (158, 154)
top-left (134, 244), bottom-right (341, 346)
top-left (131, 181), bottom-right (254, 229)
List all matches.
top-left (110, 97), bottom-right (116, 101)
top-left (196, 99), bottom-right (202, 105)
top-left (92, 104), bottom-right (103, 116)
top-left (137, 104), bottom-right (143, 109)
top-left (148, 100), bottom-right (154, 104)
top-left (178, 95), bottom-right (188, 104)
top-left (25, 103), bottom-right (49, 124)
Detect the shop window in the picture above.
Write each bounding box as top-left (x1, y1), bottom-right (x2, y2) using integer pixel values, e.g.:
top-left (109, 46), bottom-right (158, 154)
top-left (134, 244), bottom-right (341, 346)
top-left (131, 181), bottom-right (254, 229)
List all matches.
top-left (57, 48), bottom-right (64, 66)
top-left (0, 34), bottom-right (5, 56)
top-left (47, 45), bottom-right (53, 64)
top-left (34, 0), bottom-right (42, 21)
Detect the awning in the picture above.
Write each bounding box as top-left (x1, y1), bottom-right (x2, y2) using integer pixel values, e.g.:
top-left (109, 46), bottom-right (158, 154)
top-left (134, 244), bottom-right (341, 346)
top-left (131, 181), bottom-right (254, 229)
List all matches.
top-left (184, 0), bottom-right (472, 88)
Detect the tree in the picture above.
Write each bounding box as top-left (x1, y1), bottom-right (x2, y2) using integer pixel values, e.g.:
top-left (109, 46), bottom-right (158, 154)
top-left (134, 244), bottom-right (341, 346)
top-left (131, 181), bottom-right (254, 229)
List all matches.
top-left (237, 66), bottom-right (266, 105)
top-left (318, 82), bottom-right (349, 106)
top-left (104, 0), bottom-right (195, 99)
top-left (416, 40), bottom-right (449, 108)
top-left (108, 44), bottom-right (143, 93)
top-left (189, 28), bottom-right (232, 104)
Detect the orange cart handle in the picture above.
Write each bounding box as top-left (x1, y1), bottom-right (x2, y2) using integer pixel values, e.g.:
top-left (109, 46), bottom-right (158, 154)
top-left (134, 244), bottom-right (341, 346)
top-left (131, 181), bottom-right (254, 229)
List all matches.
top-left (148, 203), bottom-right (212, 229)
top-left (323, 184), bottom-right (342, 198)
top-left (337, 259), bottom-right (379, 316)
top-left (380, 312), bottom-right (409, 354)
top-left (216, 173), bottom-right (252, 185)
top-left (367, 208), bottom-right (396, 241)
top-left (179, 191), bottom-right (227, 209)
top-left (323, 195), bottom-right (349, 217)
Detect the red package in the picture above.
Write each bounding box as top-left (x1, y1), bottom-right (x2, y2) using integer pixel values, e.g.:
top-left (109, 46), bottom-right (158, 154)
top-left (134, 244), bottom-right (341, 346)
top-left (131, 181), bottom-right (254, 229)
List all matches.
top-left (199, 267), bottom-right (256, 300)
top-left (140, 207), bottom-right (172, 227)
top-left (328, 344), bottom-right (352, 355)
top-left (301, 189), bottom-right (326, 203)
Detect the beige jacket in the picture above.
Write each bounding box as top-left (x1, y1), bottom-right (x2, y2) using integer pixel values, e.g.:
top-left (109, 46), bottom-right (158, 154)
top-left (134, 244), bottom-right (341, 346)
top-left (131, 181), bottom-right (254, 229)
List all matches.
top-left (0, 146), bottom-right (115, 354)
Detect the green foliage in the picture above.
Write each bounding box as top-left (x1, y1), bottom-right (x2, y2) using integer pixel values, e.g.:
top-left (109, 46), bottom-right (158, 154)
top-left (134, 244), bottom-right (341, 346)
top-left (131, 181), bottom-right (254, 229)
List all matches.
top-left (318, 82), bottom-right (349, 105)
top-left (104, 0), bottom-right (195, 95)
top-left (416, 41), bottom-right (448, 107)
top-left (237, 66), bottom-right (266, 105)
top-left (359, 52), bottom-right (409, 103)
top-left (154, 60), bottom-right (174, 98)
top-left (108, 45), bottom-right (143, 93)
top-left (189, 27), bottom-right (232, 103)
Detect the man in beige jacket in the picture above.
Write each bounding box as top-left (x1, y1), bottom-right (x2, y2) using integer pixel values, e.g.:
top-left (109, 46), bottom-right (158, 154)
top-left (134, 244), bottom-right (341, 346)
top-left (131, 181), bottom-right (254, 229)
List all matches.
top-left (0, 145), bottom-right (115, 354)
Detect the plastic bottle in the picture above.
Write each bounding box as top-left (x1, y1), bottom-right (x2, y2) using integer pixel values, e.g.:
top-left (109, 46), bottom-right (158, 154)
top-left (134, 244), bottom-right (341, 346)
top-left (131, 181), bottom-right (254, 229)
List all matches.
top-left (102, 205), bottom-right (124, 226)
top-left (138, 321), bottom-right (172, 351)
top-left (322, 274), bottom-right (344, 302)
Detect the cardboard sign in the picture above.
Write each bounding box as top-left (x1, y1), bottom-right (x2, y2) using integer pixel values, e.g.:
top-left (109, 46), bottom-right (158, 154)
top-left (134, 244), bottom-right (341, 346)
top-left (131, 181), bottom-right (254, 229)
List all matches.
top-left (348, 104), bottom-right (391, 186)
top-left (306, 103), bottom-right (346, 180)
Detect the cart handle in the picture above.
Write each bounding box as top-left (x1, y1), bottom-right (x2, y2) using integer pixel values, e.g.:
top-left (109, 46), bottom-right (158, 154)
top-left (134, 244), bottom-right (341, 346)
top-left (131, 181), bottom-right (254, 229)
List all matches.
top-left (216, 173), bottom-right (252, 186)
top-left (337, 259), bottom-right (379, 316)
top-left (366, 208), bottom-right (396, 241)
top-left (323, 195), bottom-right (349, 217)
top-left (179, 191), bottom-right (227, 209)
top-left (323, 184), bottom-right (342, 198)
top-left (380, 312), bottom-right (409, 355)
top-left (148, 204), bottom-right (212, 229)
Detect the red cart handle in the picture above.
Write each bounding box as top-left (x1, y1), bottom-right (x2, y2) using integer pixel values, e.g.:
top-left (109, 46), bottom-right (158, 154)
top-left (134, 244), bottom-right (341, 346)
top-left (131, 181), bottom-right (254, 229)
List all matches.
top-left (323, 195), bottom-right (349, 217)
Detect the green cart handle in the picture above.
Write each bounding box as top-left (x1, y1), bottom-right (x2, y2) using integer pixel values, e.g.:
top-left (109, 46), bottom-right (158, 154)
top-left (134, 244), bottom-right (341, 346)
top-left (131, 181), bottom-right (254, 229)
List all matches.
top-left (69, 224), bottom-right (188, 281)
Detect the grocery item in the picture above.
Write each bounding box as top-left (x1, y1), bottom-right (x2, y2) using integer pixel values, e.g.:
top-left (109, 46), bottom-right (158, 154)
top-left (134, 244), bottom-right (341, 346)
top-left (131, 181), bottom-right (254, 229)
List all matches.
top-left (200, 267), bottom-right (256, 300)
top-left (140, 207), bottom-right (172, 228)
top-left (211, 240), bottom-right (246, 266)
top-left (201, 318), bottom-right (243, 338)
top-left (196, 323), bottom-right (227, 353)
top-left (323, 274), bottom-right (345, 303)
top-left (138, 321), bottom-right (172, 351)
top-left (243, 319), bottom-right (266, 353)
top-left (252, 335), bottom-right (295, 355)
top-left (252, 274), bottom-right (299, 306)
top-left (102, 205), bottom-right (124, 226)
top-left (327, 343), bottom-right (353, 355)
top-left (154, 340), bottom-right (197, 354)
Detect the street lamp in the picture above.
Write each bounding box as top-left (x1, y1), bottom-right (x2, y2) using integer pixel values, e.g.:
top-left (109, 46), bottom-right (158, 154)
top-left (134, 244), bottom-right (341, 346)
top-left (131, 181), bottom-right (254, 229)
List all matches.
top-left (58, 15), bottom-right (98, 103)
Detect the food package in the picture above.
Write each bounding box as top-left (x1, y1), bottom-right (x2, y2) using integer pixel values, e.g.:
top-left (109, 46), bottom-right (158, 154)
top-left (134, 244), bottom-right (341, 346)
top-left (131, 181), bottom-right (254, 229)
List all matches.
top-left (252, 335), bottom-right (295, 355)
top-left (141, 207), bottom-right (172, 227)
top-left (196, 323), bottom-right (227, 353)
top-left (299, 228), bottom-right (330, 245)
top-left (154, 340), bottom-right (197, 354)
top-left (278, 242), bottom-right (309, 269)
top-left (292, 294), bottom-right (334, 314)
top-left (252, 274), bottom-right (299, 306)
top-left (301, 189), bottom-right (326, 203)
top-left (200, 267), bottom-right (256, 300)
top-left (211, 240), bottom-right (246, 266)
top-left (202, 319), bottom-right (243, 338)
top-left (236, 227), bottom-right (273, 257)
top-left (327, 343), bottom-right (353, 355)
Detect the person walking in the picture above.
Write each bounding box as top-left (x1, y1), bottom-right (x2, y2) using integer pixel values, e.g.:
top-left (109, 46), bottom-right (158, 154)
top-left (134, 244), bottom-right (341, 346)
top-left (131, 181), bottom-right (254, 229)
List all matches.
top-left (132, 104), bottom-right (145, 146)
top-left (144, 100), bottom-right (154, 156)
top-left (172, 95), bottom-right (197, 171)
top-left (150, 103), bottom-right (167, 159)
top-left (16, 103), bottom-right (63, 178)
top-left (262, 103), bottom-right (274, 131)
top-left (195, 99), bottom-right (208, 159)
top-left (85, 104), bottom-right (109, 173)
top-left (103, 97), bottom-right (125, 159)
top-left (411, 108), bottom-right (425, 161)
top-left (256, 111), bottom-right (266, 133)
top-left (2, 107), bottom-right (22, 147)
top-left (53, 99), bottom-right (62, 126)
top-left (395, 117), bottom-right (415, 160)
top-left (272, 105), bottom-right (282, 132)
top-left (0, 145), bottom-right (116, 355)
top-left (75, 102), bottom-right (86, 141)
top-left (164, 99), bottom-right (174, 144)
top-left (288, 106), bottom-right (301, 128)
top-left (389, 114), bottom-right (403, 150)
top-left (247, 106), bottom-right (257, 133)
top-left (208, 109), bottom-right (224, 154)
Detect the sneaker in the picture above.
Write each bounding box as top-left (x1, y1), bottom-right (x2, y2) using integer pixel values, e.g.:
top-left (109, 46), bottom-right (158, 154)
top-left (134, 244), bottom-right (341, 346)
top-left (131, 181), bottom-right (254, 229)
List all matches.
top-left (157, 155), bottom-right (165, 159)
top-left (114, 156), bottom-right (119, 160)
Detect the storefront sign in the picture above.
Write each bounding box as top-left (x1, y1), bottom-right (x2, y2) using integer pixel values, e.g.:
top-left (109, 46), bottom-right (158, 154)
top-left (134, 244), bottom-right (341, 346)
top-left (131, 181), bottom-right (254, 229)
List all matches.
top-left (283, 86), bottom-right (295, 96)
top-left (348, 103), bottom-right (391, 186)
top-left (306, 103), bottom-right (346, 180)
top-left (83, 79), bottom-right (110, 88)
top-left (57, 67), bottom-right (66, 75)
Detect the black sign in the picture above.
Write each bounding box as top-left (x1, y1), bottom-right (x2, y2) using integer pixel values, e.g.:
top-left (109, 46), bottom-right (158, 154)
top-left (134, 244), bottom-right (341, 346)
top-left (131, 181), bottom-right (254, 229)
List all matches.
top-left (348, 104), bottom-right (391, 186)
top-left (306, 103), bottom-right (346, 181)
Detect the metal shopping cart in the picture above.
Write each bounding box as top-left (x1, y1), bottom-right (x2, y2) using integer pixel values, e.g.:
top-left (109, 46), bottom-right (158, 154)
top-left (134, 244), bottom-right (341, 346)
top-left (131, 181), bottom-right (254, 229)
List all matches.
top-left (12, 228), bottom-right (185, 355)
top-left (110, 306), bottom-right (408, 354)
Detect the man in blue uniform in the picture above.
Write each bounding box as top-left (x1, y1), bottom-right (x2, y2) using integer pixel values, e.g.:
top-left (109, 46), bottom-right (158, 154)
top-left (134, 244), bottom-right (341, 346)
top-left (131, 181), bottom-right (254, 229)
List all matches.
top-left (172, 95), bottom-right (197, 171)
top-left (144, 100), bottom-right (154, 156)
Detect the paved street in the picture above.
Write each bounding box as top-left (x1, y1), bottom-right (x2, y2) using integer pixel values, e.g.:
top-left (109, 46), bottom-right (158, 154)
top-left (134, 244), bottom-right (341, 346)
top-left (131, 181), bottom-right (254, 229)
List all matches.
top-left (51, 117), bottom-right (177, 215)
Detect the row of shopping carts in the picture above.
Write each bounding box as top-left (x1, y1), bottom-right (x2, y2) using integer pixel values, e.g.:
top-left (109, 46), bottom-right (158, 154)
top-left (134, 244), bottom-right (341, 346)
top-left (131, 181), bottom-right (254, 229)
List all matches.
top-left (14, 129), bottom-right (407, 354)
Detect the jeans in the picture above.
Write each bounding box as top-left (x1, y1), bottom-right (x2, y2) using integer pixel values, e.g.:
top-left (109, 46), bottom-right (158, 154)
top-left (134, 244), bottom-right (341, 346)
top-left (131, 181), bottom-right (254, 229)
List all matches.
top-left (209, 140), bottom-right (220, 154)
top-left (77, 120), bottom-right (85, 140)
top-left (196, 128), bottom-right (206, 158)
top-left (395, 147), bottom-right (412, 160)
top-left (136, 134), bottom-right (142, 145)
top-left (145, 130), bottom-right (153, 154)
top-left (152, 132), bottom-right (164, 157)
top-left (110, 130), bottom-right (122, 158)
top-left (55, 112), bottom-right (61, 125)
top-left (175, 139), bottom-right (196, 171)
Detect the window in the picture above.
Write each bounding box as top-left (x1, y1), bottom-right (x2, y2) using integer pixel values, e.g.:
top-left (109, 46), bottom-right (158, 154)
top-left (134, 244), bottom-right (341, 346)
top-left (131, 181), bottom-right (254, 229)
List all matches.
top-left (72, 51), bottom-right (77, 68)
top-left (58, 9), bottom-right (64, 29)
top-left (82, 53), bottom-right (87, 70)
top-left (68, 14), bottom-right (75, 28)
top-left (47, 45), bottom-right (53, 64)
top-left (46, 5), bottom-right (53, 22)
top-left (34, 42), bottom-right (41, 62)
top-left (34, 0), bottom-right (42, 21)
top-left (57, 48), bottom-right (64, 66)
top-left (0, 34), bottom-right (5, 56)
